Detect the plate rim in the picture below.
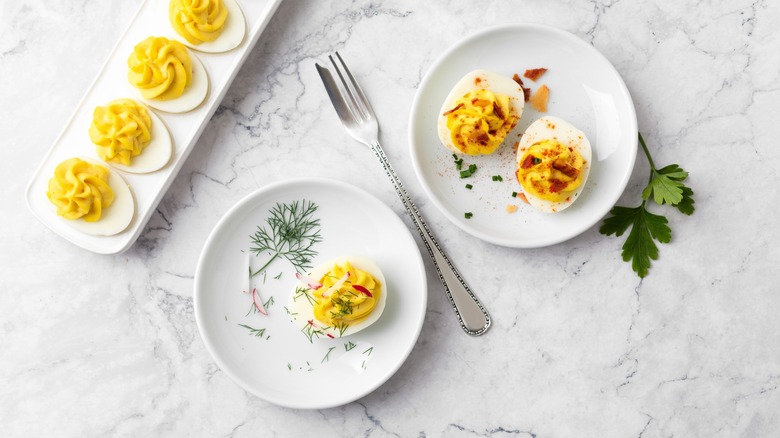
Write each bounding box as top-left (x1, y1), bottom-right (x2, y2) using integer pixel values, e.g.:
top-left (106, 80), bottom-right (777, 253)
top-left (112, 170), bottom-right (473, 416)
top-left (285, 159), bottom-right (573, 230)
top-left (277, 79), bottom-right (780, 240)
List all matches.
top-left (193, 177), bottom-right (428, 409)
top-left (408, 23), bottom-right (638, 248)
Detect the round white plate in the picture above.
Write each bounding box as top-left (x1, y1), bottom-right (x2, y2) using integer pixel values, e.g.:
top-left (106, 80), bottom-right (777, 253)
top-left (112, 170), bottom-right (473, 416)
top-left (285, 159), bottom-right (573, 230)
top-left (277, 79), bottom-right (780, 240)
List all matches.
top-left (409, 24), bottom-right (638, 248)
top-left (194, 178), bottom-right (427, 409)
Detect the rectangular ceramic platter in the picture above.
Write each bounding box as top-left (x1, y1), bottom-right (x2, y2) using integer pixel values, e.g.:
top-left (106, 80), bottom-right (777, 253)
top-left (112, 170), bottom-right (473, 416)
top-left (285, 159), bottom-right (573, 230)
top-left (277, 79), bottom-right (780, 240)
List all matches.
top-left (25, 0), bottom-right (283, 254)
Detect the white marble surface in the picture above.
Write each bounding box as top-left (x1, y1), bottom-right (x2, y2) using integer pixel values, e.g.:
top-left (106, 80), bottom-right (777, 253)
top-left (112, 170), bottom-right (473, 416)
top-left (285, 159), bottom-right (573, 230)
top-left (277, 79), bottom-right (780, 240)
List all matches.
top-left (2, 0), bottom-right (779, 436)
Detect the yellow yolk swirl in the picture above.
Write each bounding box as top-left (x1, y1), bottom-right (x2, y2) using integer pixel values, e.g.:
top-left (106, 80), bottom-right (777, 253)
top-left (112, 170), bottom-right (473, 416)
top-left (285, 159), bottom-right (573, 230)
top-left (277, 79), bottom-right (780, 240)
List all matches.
top-left (128, 36), bottom-right (192, 101)
top-left (516, 140), bottom-right (585, 202)
top-left (46, 158), bottom-right (115, 222)
top-left (313, 261), bottom-right (381, 327)
top-left (89, 99), bottom-right (152, 165)
top-left (444, 89), bottom-right (517, 155)
top-left (170, 0), bottom-right (228, 45)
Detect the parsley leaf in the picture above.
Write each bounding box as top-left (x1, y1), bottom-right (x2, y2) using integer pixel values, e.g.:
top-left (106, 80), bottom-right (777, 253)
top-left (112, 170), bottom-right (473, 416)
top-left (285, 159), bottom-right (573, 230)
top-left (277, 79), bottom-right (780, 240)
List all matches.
top-left (599, 133), bottom-right (694, 278)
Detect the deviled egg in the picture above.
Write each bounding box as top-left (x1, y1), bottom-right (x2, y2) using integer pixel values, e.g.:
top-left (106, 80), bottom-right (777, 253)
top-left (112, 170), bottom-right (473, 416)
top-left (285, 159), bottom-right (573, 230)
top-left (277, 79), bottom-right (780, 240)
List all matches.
top-left (46, 157), bottom-right (135, 236)
top-left (515, 116), bottom-right (592, 213)
top-left (169, 0), bottom-right (246, 53)
top-left (89, 98), bottom-right (172, 173)
top-left (288, 256), bottom-right (386, 339)
top-left (437, 69), bottom-right (524, 155)
top-left (127, 36), bottom-right (209, 113)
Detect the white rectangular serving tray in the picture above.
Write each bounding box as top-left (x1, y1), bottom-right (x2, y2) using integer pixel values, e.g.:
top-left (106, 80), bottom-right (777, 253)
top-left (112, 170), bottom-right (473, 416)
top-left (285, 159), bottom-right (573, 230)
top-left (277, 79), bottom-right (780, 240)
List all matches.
top-left (25, 0), bottom-right (283, 254)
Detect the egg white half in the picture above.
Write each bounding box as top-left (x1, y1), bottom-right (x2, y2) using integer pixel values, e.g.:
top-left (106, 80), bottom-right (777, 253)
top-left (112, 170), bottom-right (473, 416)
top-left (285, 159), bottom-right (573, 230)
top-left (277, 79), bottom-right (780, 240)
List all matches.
top-left (104, 106), bottom-right (173, 174)
top-left (173, 0), bottom-right (246, 53)
top-left (138, 51), bottom-right (209, 114)
top-left (287, 256), bottom-right (387, 338)
top-left (516, 116), bottom-right (592, 213)
top-left (57, 158), bottom-right (136, 236)
top-left (437, 69), bottom-right (525, 154)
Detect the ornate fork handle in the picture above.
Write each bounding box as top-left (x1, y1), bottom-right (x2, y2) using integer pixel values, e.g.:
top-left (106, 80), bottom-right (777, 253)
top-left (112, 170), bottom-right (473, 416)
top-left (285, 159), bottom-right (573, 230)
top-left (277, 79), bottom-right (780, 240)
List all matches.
top-left (368, 140), bottom-right (490, 336)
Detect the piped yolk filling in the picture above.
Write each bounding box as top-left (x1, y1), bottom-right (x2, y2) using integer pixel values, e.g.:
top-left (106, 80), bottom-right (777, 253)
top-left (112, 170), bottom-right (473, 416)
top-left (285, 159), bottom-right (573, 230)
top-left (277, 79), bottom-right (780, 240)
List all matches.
top-left (313, 261), bottom-right (381, 327)
top-left (444, 89), bottom-right (517, 155)
top-left (516, 139), bottom-right (585, 202)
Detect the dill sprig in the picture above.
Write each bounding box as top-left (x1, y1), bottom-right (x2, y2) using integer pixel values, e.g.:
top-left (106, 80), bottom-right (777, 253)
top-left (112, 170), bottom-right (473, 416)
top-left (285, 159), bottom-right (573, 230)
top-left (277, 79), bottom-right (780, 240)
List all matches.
top-left (293, 286), bottom-right (315, 305)
top-left (249, 200), bottom-right (322, 277)
top-left (321, 347), bottom-right (336, 364)
top-left (238, 323), bottom-right (266, 337)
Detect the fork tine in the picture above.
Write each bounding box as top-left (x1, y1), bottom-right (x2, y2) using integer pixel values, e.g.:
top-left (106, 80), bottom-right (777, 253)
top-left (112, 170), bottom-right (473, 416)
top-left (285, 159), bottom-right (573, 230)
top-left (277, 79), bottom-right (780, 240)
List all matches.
top-left (329, 53), bottom-right (371, 123)
top-left (334, 52), bottom-right (376, 119)
top-left (315, 62), bottom-right (354, 125)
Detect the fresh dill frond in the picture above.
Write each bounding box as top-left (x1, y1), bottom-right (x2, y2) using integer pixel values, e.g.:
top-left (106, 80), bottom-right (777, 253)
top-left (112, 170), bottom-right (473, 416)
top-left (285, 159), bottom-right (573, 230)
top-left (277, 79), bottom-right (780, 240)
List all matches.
top-left (238, 323), bottom-right (266, 338)
top-left (249, 200), bottom-right (322, 277)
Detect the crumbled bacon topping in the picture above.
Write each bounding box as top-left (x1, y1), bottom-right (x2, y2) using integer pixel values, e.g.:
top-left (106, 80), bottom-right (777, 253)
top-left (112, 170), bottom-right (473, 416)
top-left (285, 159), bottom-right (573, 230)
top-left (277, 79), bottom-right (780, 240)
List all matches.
top-left (512, 73), bottom-right (531, 102)
top-left (523, 68), bottom-right (548, 82)
top-left (520, 154), bottom-right (535, 169)
top-left (492, 101), bottom-right (506, 120)
top-left (442, 103), bottom-right (464, 116)
top-left (530, 85), bottom-right (549, 112)
top-left (469, 129), bottom-right (490, 145)
top-left (552, 161), bottom-right (580, 179)
top-left (549, 179), bottom-right (567, 193)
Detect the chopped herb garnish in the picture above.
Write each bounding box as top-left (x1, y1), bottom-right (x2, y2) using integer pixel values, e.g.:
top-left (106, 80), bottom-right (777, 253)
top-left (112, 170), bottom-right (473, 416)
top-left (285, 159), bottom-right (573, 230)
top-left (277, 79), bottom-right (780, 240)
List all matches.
top-left (322, 347), bottom-right (336, 364)
top-left (599, 133), bottom-right (695, 278)
top-left (464, 212), bottom-right (473, 219)
top-left (533, 157), bottom-right (541, 164)
top-left (238, 323), bottom-right (266, 338)
top-left (333, 321), bottom-right (349, 337)
top-left (274, 272), bottom-right (283, 280)
top-left (460, 163), bottom-right (478, 178)
top-left (362, 347), bottom-right (373, 356)
top-left (293, 286), bottom-right (315, 305)
top-left (249, 200), bottom-right (322, 277)
top-left (287, 363), bottom-right (292, 370)
top-left (301, 320), bottom-right (327, 343)
top-left (465, 184), bottom-right (473, 190)
top-left (511, 191), bottom-right (517, 197)
top-left (492, 175), bottom-right (503, 182)
top-left (345, 341), bottom-right (357, 352)
top-left (262, 296), bottom-right (275, 309)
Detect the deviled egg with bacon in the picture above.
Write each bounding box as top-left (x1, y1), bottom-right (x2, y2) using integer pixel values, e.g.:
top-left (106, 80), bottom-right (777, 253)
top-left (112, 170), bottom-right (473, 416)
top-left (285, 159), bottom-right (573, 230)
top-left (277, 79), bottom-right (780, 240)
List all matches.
top-left (288, 256), bottom-right (386, 339)
top-left (437, 69), bottom-right (524, 155)
top-left (515, 116), bottom-right (592, 213)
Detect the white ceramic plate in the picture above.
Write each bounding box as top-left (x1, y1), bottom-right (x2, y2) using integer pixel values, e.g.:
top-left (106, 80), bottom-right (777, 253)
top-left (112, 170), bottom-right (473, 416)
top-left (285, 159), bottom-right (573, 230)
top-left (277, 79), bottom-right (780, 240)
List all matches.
top-left (194, 178), bottom-right (427, 409)
top-left (409, 24), bottom-right (638, 248)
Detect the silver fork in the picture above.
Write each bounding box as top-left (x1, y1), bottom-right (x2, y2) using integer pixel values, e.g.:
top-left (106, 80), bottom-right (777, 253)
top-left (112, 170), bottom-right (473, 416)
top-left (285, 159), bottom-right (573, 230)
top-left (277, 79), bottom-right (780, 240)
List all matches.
top-left (316, 52), bottom-right (490, 336)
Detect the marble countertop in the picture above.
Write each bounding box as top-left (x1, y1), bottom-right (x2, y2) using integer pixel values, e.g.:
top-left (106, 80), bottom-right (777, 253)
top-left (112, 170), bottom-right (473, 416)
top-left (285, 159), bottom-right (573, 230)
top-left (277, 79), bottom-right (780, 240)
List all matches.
top-left (2, 0), bottom-right (779, 436)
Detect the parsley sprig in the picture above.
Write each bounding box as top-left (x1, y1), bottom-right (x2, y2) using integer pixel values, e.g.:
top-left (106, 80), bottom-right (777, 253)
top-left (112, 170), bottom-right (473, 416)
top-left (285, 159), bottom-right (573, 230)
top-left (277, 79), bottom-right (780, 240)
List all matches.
top-left (599, 133), bottom-right (695, 278)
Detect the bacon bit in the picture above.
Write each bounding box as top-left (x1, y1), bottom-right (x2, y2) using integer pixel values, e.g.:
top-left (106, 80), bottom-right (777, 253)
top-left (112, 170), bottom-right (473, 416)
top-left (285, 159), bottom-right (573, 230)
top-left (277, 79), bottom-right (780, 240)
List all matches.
top-left (326, 333), bottom-right (335, 339)
top-left (553, 161), bottom-right (580, 179)
top-left (474, 77), bottom-right (482, 85)
top-left (517, 193), bottom-right (529, 204)
top-left (506, 205), bottom-right (518, 214)
top-left (352, 284), bottom-right (373, 297)
top-left (296, 272), bottom-right (322, 290)
top-left (549, 179), bottom-right (567, 193)
top-left (252, 288), bottom-right (268, 316)
top-left (442, 103), bottom-right (464, 116)
top-left (530, 85), bottom-right (550, 112)
top-left (469, 129), bottom-right (490, 145)
top-left (513, 73), bottom-right (531, 102)
top-left (523, 68), bottom-right (548, 82)
top-left (520, 154), bottom-right (535, 169)
top-left (492, 101), bottom-right (506, 120)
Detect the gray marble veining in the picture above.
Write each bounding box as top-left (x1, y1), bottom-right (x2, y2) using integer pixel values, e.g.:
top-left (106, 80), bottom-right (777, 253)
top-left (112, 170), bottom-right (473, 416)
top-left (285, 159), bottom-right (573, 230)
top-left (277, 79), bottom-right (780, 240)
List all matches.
top-left (2, 0), bottom-right (779, 436)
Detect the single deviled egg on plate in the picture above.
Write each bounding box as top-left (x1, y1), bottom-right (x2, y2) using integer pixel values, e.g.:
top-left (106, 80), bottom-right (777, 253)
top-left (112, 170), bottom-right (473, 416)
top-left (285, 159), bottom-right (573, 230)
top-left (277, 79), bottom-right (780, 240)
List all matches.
top-left (46, 157), bottom-right (135, 236)
top-left (89, 98), bottom-right (172, 173)
top-left (437, 69), bottom-right (524, 155)
top-left (515, 116), bottom-right (592, 213)
top-left (288, 256), bottom-right (387, 339)
top-left (127, 36), bottom-right (209, 113)
top-left (169, 0), bottom-right (246, 53)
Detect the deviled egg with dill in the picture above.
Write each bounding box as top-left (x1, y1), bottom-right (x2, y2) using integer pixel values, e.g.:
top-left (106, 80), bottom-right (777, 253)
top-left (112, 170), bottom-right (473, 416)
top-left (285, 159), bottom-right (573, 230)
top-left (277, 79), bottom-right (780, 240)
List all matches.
top-left (288, 256), bottom-right (386, 339)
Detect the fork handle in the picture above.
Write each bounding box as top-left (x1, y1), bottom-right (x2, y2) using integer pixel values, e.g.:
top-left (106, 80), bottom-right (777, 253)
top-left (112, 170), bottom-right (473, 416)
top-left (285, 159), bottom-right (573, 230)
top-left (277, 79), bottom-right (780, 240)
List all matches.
top-left (369, 141), bottom-right (490, 336)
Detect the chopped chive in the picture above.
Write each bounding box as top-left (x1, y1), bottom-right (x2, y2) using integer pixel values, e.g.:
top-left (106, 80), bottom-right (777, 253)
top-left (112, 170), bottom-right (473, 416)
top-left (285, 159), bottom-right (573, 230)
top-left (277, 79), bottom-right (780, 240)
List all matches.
top-left (511, 191), bottom-right (517, 197)
top-left (465, 184), bottom-right (473, 190)
top-left (492, 175), bottom-right (503, 182)
top-left (533, 157), bottom-right (541, 165)
top-left (465, 212), bottom-right (473, 219)
top-left (452, 153), bottom-right (458, 160)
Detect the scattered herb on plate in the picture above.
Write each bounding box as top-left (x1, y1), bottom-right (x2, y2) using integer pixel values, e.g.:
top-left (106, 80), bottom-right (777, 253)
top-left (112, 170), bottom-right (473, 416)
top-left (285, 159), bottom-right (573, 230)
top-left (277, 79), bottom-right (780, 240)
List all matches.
top-left (249, 199), bottom-right (322, 277)
top-left (465, 184), bottom-right (473, 190)
top-left (464, 212), bottom-right (473, 219)
top-left (599, 133), bottom-right (695, 278)
top-left (460, 164), bottom-right (477, 178)
top-left (491, 175), bottom-right (503, 182)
